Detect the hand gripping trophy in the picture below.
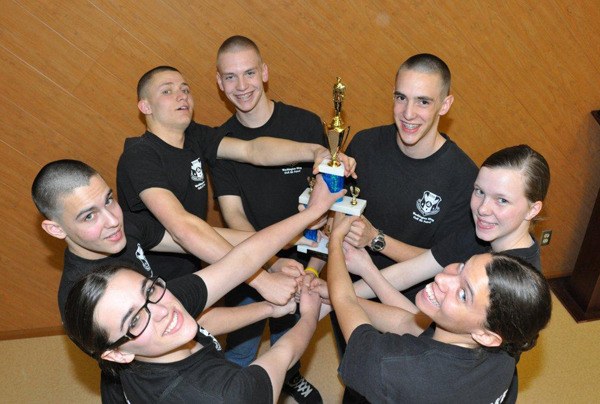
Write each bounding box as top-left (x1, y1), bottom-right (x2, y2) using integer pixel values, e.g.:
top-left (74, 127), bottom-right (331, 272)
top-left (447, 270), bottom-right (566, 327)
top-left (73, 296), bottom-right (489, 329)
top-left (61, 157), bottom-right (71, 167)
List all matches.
top-left (298, 77), bottom-right (366, 255)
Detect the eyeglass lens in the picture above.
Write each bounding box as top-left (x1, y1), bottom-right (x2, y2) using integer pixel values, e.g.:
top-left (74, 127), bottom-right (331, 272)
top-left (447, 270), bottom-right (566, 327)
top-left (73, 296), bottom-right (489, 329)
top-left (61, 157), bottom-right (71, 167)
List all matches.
top-left (128, 278), bottom-right (166, 336)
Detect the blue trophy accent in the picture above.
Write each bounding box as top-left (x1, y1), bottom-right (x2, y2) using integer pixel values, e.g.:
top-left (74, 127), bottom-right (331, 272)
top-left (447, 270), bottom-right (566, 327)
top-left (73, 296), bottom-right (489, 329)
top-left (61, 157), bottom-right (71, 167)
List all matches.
top-left (304, 229), bottom-right (319, 242)
top-left (322, 172), bottom-right (344, 202)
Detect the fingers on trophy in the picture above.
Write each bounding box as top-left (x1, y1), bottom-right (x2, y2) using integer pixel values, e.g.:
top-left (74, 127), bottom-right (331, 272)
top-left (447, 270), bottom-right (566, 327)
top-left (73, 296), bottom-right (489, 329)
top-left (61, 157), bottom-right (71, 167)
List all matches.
top-left (298, 77), bottom-right (367, 255)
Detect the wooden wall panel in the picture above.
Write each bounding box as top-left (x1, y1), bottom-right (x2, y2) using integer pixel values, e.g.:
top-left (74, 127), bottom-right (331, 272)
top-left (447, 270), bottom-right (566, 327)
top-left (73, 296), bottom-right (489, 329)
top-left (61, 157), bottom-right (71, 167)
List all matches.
top-left (1, 0), bottom-right (599, 338)
top-left (0, 2), bottom-right (95, 93)
top-left (18, 1), bottom-right (120, 59)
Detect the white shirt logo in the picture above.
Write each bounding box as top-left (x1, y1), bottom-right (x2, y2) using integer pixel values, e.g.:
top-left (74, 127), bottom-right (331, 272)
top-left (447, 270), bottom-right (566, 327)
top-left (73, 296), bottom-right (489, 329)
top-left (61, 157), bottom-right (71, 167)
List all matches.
top-left (416, 191), bottom-right (442, 217)
top-left (199, 326), bottom-right (222, 351)
top-left (135, 243), bottom-right (153, 277)
top-left (190, 158), bottom-right (206, 190)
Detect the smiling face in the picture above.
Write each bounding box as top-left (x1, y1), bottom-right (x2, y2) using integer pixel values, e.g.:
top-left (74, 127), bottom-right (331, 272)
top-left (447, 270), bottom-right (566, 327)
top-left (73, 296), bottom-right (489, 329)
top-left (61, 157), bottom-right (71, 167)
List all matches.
top-left (471, 167), bottom-right (542, 251)
top-left (416, 254), bottom-right (492, 341)
top-left (216, 48), bottom-right (269, 116)
top-left (97, 270), bottom-right (198, 363)
top-left (393, 68), bottom-right (453, 157)
top-left (45, 175), bottom-right (126, 260)
top-left (138, 70), bottom-right (194, 133)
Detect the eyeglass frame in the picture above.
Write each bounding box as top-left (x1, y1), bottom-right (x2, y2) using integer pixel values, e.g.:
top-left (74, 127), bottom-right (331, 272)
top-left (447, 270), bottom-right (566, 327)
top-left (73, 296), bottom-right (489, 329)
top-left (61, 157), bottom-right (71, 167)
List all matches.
top-left (104, 276), bottom-right (167, 351)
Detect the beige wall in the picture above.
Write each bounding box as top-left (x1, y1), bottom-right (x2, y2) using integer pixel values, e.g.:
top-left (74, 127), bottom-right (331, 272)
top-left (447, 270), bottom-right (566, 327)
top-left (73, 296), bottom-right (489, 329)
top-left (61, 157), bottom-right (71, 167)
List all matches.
top-left (1, 0), bottom-right (599, 338)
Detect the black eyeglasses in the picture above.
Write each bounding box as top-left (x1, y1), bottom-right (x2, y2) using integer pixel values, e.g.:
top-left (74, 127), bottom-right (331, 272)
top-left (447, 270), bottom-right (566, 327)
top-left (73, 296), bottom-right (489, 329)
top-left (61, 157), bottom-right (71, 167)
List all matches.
top-left (105, 277), bottom-right (167, 351)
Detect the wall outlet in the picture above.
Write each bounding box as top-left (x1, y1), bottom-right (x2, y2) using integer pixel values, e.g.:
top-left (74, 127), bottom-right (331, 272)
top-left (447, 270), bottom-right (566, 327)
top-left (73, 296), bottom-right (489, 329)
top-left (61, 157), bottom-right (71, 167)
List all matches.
top-left (540, 230), bottom-right (552, 246)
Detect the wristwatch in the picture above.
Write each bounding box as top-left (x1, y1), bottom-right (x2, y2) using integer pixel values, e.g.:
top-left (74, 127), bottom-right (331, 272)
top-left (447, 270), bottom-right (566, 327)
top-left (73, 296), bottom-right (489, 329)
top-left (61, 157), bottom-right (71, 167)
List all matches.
top-left (369, 229), bottom-right (386, 252)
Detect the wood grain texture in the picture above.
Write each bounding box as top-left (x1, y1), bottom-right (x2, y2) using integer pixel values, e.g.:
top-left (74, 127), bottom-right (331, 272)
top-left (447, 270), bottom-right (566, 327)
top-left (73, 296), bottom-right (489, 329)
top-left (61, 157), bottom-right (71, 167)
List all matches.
top-left (1, 0), bottom-right (599, 338)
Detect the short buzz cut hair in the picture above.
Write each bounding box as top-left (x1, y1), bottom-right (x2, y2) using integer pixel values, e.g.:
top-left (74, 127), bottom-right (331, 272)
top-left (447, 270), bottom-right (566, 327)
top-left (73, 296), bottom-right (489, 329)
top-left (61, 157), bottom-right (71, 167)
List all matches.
top-left (136, 65), bottom-right (180, 100)
top-left (31, 159), bottom-right (99, 220)
top-left (217, 35), bottom-right (261, 62)
top-left (398, 53), bottom-right (452, 96)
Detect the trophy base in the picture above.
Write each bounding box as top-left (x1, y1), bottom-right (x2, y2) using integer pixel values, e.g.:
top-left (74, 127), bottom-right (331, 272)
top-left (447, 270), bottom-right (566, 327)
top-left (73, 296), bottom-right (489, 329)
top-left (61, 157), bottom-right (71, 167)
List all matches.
top-left (297, 234), bottom-right (329, 256)
top-left (298, 188), bottom-right (367, 216)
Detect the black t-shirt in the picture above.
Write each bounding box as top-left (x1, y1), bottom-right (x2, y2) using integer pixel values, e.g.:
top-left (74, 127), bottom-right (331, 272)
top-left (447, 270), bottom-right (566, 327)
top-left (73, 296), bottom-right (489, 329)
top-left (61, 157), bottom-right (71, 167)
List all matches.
top-left (119, 275), bottom-right (273, 403)
top-left (339, 324), bottom-right (514, 403)
top-left (116, 122), bottom-right (224, 278)
top-left (117, 122), bottom-right (222, 220)
top-left (345, 125), bottom-right (478, 271)
top-left (430, 235), bottom-right (541, 404)
top-left (212, 101), bottom-right (325, 231)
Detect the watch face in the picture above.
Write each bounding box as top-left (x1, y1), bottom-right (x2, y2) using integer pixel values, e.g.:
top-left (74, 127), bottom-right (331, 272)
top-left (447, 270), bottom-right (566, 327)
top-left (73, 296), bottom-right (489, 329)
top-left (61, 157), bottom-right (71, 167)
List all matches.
top-left (371, 234), bottom-right (385, 252)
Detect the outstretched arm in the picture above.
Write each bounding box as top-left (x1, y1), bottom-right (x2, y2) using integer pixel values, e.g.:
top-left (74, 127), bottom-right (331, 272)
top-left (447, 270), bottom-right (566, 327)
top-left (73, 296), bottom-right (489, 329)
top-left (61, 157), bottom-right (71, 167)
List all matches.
top-left (343, 243), bottom-right (417, 310)
top-left (195, 175), bottom-right (344, 307)
top-left (217, 194), bottom-right (304, 305)
top-left (353, 250), bottom-right (444, 300)
top-left (329, 214), bottom-right (428, 342)
top-left (327, 215), bottom-right (372, 342)
top-left (251, 284), bottom-right (321, 402)
top-left (214, 227), bottom-right (255, 246)
top-left (344, 215), bottom-right (426, 262)
top-left (143, 188), bottom-right (298, 304)
top-left (197, 299), bottom-right (296, 336)
top-left (217, 136), bottom-right (357, 178)
top-left (151, 226), bottom-right (254, 254)
top-left (217, 195), bottom-right (255, 232)
top-left (140, 187), bottom-right (234, 264)
top-left (357, 298), bottom-right (428, 337)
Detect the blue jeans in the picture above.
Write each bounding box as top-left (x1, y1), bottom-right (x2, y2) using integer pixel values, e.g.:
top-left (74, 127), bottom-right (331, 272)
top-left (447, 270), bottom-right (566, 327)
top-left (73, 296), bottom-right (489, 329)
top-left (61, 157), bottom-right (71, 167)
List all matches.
top-left (224, 283), bottom-right (300, 369)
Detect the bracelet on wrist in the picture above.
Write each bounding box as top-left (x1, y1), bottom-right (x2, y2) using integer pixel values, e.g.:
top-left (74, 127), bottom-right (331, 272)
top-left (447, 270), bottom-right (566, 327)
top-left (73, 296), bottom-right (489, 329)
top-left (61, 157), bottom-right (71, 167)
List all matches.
top-left (305, 267), bottom-right (319, 278)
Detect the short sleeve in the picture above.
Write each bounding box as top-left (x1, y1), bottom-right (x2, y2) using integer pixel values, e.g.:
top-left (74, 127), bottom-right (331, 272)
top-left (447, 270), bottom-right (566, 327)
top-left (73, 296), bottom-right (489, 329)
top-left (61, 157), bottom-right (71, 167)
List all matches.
top-left (185, 122), bottom-right (224, 168)
top-left (430, 143), bottom-right (478, 246)
top-left (117, 136), bottom-right (171, 212)
top-left (211, 158), bottom-right (241, 198)
top-left (222, 365), bottom-right (273, 403)
top-left (168, 275), bottom-right (207, 317)
top-left (338, 324), bottom-right (388, 400)
top-left (100, 370), bottom-right (127, 404)
top-left (122, 212), bottom-right (165, 251)
top-left (431, 227), bottom-right (488, 267)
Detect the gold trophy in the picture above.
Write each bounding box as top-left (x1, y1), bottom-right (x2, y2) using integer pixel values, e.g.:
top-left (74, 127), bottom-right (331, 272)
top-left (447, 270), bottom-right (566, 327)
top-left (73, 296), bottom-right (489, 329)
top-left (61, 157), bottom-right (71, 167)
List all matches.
top-left (320, 78), bottom-right (350, 198)
top-left (297, 78), bottom-right (367, 255)
top-left (325, 77), bottom-right (350, 167)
